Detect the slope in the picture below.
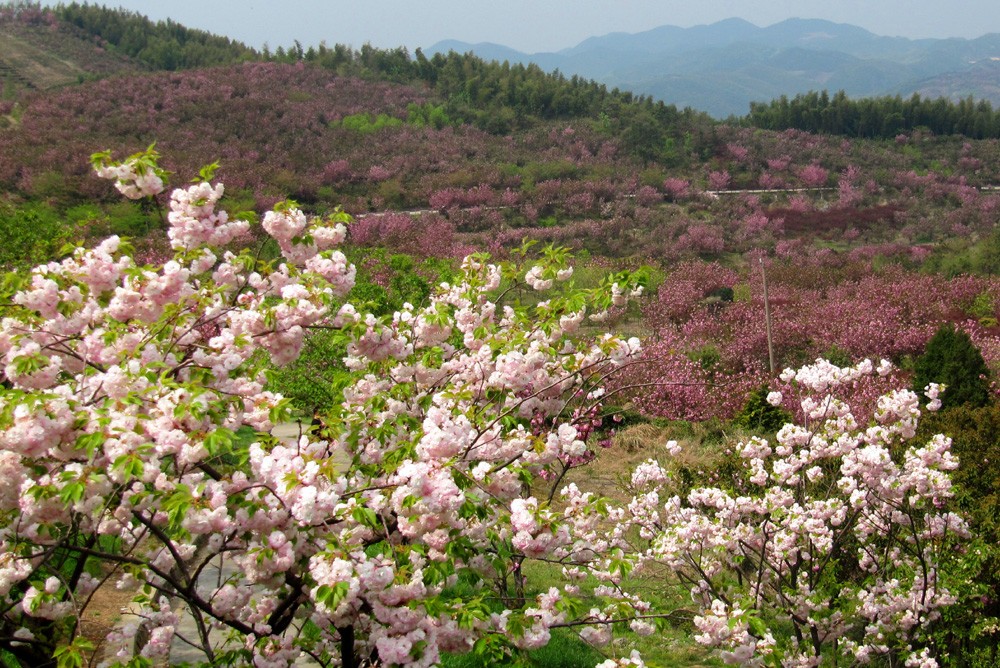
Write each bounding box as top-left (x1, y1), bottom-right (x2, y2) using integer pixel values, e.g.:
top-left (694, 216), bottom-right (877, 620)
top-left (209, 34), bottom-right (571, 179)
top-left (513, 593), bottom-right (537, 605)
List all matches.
top-left (0, 18), bottom-right (142, 92)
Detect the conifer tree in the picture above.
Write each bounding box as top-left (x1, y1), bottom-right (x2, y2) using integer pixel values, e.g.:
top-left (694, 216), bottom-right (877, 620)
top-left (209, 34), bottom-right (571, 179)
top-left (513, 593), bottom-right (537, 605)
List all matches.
top-left (913, 323), bottom-right (991, 409)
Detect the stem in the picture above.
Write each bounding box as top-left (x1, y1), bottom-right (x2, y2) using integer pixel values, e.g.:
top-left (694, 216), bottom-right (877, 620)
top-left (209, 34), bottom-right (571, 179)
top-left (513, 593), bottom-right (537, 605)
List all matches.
top-left (339, 625), bottom-right (357, 668)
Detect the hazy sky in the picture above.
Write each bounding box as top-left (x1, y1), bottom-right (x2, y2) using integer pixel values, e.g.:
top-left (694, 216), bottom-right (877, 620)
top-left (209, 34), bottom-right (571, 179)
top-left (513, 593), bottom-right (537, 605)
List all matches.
top-left (43, 1), bottom-right (1000, 52)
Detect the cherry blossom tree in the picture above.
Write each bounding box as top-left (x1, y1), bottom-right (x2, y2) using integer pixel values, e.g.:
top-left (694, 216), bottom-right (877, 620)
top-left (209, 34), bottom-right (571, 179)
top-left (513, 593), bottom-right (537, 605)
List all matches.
top-left (621, 359), bottom-right (965, 667)
top-left (0, 149), bottom-right (650, 667)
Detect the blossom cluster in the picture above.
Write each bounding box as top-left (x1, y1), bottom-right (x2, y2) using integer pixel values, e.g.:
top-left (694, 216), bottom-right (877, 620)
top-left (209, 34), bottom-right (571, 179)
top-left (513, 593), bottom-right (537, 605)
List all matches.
top-left (91, 146), bottom-right (167, 199)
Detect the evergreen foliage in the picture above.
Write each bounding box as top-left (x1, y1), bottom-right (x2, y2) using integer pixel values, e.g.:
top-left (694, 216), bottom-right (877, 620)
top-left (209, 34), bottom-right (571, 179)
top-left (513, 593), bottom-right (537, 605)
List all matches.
top-left (916, 404), bottom-right (1000, 665)
top-left (912, 323), bottom-right (991, 410)
top-left (744, 90), bottom-right (1000, 139)
top-left (734, 385), bottom-right (792, 433)
top-left (0, 200), bottom-right (77, 270)
top-left (52, 1), bottom-right (257, 70)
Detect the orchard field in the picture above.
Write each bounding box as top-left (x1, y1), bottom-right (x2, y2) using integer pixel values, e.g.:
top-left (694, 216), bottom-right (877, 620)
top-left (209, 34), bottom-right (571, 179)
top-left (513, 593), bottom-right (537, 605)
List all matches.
top-left (2, 4), bottom-right (1000, 668)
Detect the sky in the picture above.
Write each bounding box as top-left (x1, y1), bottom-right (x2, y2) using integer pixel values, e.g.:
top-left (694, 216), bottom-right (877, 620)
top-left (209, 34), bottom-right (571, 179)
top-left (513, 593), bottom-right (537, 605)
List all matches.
top-left (40, 1), bottom-right (1000, 53)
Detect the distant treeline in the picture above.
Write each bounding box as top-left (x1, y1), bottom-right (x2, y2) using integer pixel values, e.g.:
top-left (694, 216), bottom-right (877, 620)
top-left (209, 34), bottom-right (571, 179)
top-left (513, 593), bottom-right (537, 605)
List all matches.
top-left (9, 2), bottom-right (1000, 148)
top-left (3, 2), bottom-right (714, 162)
top-left (51, 2), bottom-right (257, 69)
top-left (270, 42), bottom-right (713, 160)
top-left (743, 90), bottom-right (1000, 139)
top-left (0, 1), bottom-right (257, 69)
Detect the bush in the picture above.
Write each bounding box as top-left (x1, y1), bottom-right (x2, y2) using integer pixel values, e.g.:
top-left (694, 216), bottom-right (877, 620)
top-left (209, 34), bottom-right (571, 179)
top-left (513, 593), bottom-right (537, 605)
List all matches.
top-left (917, 404), bottom-right (1000, 665)
top-left (733, 385), bottom-right (792, 433)
top-left (912, 323), bottom-right (991, 409)
top-left (0, 200), bottom-right (77, 270)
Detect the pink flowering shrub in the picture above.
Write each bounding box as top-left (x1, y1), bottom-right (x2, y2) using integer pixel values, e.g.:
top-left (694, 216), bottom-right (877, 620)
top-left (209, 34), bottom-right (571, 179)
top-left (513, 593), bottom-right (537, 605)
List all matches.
top-left (798, 163), bottom-right (830, 188)
top-left (708, 170), bottom-right (731, 191)
top-left (0, 152), bottom-right (657, 667)
top-left (623, 359), bottom-right (965, 667)
top-left (662, 177), bottom-right (690, 200)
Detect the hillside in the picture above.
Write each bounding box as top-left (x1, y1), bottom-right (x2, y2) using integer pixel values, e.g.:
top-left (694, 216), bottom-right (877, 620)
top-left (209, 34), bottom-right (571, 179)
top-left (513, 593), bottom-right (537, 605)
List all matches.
top-left (430, 18), bottom-right (1000, 117)
top-left (908, 59), bottom-right (1000, 103)
top-left (1, 2), bottom-right (999, 274)
top-left (4, 5), bottom-right (999, 144)
top-left (0, 13), bottom-right (142, 92)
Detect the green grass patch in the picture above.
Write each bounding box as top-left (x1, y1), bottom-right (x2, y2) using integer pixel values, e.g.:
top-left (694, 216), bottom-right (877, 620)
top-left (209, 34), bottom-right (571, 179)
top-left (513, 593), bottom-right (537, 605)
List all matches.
top-left (441, 630), bottom-right (604, 668)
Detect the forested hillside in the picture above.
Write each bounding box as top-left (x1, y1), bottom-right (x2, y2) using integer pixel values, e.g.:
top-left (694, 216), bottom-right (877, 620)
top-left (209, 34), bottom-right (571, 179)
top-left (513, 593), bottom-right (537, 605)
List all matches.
top-left (431, 17), bottom-right (1000, 117)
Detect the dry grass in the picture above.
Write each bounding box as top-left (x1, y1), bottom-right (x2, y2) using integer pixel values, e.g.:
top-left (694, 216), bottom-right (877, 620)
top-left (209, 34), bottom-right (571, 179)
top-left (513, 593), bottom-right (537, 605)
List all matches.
top-left (0, 32), bottom-right (84, 89)
top-left (565, 420), bottom-right (741, 502)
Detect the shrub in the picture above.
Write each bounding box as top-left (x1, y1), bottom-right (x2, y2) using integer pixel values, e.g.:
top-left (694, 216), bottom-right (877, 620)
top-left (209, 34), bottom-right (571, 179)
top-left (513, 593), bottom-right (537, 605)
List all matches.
top-left (917, 404), bottom-right (1000, 665)
top-left (0, 200), bottom-right (77, 270)
top-left (733, 385), bottom-right (792, 433)
top-left (913, 323), bottom-right (991, 409)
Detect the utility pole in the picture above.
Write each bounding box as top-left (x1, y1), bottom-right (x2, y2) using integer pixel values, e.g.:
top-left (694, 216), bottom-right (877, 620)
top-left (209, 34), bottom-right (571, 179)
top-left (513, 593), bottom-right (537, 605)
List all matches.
top-left (761, 257), bottom-right (775, 374)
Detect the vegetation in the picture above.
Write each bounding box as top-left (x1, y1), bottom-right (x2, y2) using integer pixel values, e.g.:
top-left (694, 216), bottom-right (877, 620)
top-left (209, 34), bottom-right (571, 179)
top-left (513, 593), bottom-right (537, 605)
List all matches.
top-left (53, 1), bottom-right (257, 70)
top-left (2, 4), bottom-right (1000, 667)
top-left (3, 1), bottom-right (711, 162)
top-left (744, 90), bottom-right (1000, 139)
top-left (913, 323), bottom-right (992, 410)
top-left (0, 199), bottom-right (78, 269)
top-left (732, 386), bottom-right (791, 433)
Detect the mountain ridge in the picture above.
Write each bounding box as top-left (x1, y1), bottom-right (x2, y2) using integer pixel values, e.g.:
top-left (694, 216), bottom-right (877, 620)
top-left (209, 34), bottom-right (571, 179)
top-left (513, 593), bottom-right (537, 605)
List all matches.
top-left (428, 18), bottom-right (1000, 117)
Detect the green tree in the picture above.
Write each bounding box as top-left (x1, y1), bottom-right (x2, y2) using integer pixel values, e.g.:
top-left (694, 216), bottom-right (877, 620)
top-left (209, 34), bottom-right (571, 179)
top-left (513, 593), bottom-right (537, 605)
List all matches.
top-left (916, 404), bottom-right (1000, 665)
top-left (734, 385), bottom-right (792, 433)
top-left (912, 323), bottom-right (991, 410)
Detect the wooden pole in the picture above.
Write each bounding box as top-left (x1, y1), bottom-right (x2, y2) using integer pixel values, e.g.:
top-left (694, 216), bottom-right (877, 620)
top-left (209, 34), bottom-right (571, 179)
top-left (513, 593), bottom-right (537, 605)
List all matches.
top-left (761, 257), bottom-right (775, 374)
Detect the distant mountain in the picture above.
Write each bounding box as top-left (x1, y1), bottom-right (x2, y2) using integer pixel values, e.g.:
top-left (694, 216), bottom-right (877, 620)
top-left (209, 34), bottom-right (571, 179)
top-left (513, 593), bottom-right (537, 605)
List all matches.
top-left (428, 19), bottom-right (1000, 117)
top-left (906, 59), bottom-right (1000, 104)
top-left (427, 40), bottom-right (534, 66)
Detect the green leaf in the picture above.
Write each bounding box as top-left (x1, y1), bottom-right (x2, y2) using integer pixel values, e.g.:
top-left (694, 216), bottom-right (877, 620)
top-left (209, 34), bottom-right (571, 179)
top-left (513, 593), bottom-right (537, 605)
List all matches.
top-left (352, 506), bottom-right (379, 530)
top-left (54, 637), bottom-right (94, 668)
top-left (204, 428), bottom-right (235, 456)
top-left (196, 161), bottom-right (221, 183)
top-left (113, 453), bottom-right (145, 479)
top-left (268, 397), bottom-right (294, 425)
top-left (162, 485), bottom-right (193, 530)
top-left (76, 432), bottom-right (105, 457)
top-left (748, 615), bottom-right (769, 638)
top-left (315, 581), bottom-right (350, 609)
top-left (59, 480), bottom-right (86, 507)
top-left (89, 149), bottom-right (112, 168)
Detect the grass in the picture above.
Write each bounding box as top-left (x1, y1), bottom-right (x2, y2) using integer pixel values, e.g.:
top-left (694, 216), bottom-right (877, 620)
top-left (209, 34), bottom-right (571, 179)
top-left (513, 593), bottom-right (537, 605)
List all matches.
top-left (498, 420), bottom-right (740, 668)
top-left (441, 630), bottom-right (605, 668)
top-left (0, 30), bottom-right (84, 89)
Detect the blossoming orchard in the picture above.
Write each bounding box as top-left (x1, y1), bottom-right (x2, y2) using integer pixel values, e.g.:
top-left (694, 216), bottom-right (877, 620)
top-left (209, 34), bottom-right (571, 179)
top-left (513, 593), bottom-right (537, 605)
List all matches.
top-left (0, 150), bottom-right (970, 667)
